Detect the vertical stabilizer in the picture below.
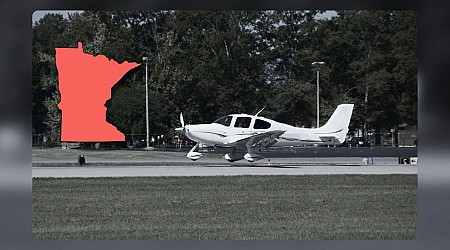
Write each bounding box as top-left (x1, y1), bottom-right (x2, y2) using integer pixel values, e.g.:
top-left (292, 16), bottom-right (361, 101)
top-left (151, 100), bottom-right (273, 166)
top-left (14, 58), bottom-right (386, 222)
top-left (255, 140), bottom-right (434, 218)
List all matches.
top-left (316, 104), bottom-right (354, 143)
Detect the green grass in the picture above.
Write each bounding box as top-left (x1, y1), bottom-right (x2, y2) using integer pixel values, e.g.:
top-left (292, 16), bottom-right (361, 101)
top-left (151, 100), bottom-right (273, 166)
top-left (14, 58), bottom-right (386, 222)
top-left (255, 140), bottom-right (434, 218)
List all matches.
top-left (32, 175), bottom-right (417, 240)
top-left (32, 148), bottom-right (193, 162)
top-left (32, 148), bottom-right (224, 167)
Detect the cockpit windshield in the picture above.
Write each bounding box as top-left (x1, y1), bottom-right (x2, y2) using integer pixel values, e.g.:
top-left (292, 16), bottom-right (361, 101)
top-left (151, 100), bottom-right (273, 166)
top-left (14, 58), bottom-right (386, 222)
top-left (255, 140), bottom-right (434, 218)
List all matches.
top-left (213, 116), bottom-right (232, 127)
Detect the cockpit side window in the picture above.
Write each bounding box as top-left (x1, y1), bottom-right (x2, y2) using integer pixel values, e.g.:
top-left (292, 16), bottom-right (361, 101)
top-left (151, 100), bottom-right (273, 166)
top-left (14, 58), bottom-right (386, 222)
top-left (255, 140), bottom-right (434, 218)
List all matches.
top-left (234, 117), bottom-right (252, 128)
top-left (254, 119), bottom-right (271, 129)
top-left (213, 116), bottom-right (232, 127)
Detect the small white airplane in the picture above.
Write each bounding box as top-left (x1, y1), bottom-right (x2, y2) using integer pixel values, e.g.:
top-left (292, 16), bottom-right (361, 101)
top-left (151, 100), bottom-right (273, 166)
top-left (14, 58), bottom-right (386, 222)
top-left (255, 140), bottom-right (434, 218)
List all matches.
top-left (175, 104), bottom-right (354, 162)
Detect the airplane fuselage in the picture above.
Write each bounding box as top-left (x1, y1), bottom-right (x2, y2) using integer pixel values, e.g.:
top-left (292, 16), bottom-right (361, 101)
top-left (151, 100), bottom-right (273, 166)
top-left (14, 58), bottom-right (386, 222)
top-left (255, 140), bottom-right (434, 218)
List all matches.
top-left (183, 114), bottom-right (343, 148)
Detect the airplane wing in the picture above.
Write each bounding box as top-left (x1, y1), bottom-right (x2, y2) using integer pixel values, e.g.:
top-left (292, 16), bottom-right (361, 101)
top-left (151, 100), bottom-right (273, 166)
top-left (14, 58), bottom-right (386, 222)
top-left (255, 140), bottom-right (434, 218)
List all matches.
top-left (229, 130), bottom-right (286, 149)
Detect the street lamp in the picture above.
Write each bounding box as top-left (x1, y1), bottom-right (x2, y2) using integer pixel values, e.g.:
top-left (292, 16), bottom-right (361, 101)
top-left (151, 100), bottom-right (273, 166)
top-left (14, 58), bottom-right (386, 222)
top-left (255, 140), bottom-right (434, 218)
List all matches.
top-left (143, 56), bottom-right (149, 148)
top-left (312, 61), bottom-right (325, 128)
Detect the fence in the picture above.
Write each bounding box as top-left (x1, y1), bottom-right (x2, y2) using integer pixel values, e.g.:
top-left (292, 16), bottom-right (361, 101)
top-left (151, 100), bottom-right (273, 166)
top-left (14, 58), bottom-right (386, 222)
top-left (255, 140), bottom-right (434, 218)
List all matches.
top-left (32, 133), bottom-right (191, 148)
top-left (32, 134), bottom-right (54, 148)
top-left (124, 134), bottom-right (190, 148)
top-left (397, 130), bottom-right (418, 147)
top-left (350, 128), bottom-right (417, 147)
top-left (34, 130), bottom-right (417, 148)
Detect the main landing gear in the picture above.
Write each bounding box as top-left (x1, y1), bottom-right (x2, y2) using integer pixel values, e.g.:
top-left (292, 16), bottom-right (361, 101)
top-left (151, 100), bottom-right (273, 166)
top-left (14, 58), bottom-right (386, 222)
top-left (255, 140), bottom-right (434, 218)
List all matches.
top-left (223, 146), bottom-right (264, 163)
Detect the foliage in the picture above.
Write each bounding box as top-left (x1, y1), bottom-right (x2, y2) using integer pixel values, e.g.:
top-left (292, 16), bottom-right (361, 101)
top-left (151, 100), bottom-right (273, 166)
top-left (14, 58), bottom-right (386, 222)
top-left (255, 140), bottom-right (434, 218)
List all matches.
top-left (32, 10), bottom-right (418, 141)
top-left (32, 13), bottom-right (67, 138)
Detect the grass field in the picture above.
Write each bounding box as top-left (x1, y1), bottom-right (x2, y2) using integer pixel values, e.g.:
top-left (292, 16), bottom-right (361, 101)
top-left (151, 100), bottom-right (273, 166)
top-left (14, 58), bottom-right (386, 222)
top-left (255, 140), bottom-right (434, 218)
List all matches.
top-left (32, 175), bottom-right (417, 240)
top-left (32, 148), bottom-right (197, 162)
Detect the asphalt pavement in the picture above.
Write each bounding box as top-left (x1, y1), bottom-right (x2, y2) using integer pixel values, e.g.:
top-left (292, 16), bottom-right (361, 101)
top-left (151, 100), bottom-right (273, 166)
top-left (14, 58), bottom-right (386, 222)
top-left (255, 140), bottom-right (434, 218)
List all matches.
top-left (32, 146), bottom-right (418, 178)
top-left (32, 163), bottom-right (418, 178)
top-left (195, 146), bottom-right (418, 158)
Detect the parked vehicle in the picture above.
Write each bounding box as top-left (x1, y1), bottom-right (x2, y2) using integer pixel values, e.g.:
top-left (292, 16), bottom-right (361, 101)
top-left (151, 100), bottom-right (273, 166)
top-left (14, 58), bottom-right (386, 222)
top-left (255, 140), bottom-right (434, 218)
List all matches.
top-left (345, 137), bottom-right (371, 147)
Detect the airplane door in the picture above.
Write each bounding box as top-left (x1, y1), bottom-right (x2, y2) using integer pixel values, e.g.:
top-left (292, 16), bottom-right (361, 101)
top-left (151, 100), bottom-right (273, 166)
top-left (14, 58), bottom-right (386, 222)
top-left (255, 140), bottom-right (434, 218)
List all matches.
top-left (231, 116), bottom-right (253, 135)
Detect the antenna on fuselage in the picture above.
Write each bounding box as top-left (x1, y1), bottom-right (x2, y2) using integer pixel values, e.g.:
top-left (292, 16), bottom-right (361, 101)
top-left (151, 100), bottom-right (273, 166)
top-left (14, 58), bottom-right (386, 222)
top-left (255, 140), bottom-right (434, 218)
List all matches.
top-left (255, 107), bottom-right (265, 117)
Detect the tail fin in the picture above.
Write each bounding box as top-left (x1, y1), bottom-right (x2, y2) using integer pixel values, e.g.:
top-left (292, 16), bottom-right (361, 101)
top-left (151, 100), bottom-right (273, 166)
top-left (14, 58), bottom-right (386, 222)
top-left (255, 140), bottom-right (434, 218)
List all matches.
top-left (316, 104), bottom-right (354, 143)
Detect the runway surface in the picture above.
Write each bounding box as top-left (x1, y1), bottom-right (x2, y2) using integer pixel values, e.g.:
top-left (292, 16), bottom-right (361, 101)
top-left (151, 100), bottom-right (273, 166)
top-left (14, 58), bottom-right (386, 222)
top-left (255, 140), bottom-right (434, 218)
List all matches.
top-left (33, 158), bottom-right (418, 178)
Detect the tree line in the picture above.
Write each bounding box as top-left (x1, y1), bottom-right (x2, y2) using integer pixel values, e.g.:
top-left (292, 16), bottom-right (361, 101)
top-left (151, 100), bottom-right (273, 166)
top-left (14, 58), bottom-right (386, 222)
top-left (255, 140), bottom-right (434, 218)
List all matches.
top-left (32, 10), bottom-right (417, 145)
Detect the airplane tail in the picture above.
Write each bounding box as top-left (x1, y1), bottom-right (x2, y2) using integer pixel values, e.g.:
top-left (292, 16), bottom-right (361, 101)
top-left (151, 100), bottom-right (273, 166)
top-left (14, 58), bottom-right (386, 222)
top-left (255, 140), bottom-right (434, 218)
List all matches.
top-left (316, 104), bottom-right (354, 144)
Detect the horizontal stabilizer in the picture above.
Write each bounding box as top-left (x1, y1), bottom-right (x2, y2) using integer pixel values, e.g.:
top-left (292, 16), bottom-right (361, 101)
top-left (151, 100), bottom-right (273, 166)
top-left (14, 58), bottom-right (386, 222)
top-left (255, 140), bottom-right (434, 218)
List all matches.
top-left (319, 136), bottom-right (340, 144)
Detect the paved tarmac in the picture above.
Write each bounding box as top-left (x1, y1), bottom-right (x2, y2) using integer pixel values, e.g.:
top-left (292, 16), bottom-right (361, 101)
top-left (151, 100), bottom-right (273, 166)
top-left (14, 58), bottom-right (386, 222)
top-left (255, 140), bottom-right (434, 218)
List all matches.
top-left (32, 157), bottom-right (418, 178)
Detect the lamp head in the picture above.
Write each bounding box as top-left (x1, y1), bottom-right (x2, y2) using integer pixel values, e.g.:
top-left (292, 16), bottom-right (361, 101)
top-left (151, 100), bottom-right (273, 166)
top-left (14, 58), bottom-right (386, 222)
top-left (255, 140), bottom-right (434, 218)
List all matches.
top-left (312, 61), bottom-right (325, 66)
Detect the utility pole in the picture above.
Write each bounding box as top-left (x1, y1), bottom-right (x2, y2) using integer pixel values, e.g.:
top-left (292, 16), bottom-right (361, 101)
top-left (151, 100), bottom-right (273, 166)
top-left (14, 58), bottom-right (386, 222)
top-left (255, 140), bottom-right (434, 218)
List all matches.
top-left (312, 61), bottom-right (325, 128)
top-left (143, 56), bottom-right (149, 148)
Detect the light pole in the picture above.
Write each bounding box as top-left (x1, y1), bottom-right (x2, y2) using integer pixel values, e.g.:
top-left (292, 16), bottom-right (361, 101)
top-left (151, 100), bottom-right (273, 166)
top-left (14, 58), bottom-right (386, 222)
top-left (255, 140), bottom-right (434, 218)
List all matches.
top-left (312, 61), bottom-right (325, 128)
top-left (143, 56), bottom-right (149, 148)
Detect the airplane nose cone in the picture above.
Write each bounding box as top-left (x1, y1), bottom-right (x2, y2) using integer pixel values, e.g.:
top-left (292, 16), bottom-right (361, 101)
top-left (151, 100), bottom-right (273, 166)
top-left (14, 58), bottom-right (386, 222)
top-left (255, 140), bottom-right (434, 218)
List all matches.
top-left (175, 125), bottom-right (189, 134)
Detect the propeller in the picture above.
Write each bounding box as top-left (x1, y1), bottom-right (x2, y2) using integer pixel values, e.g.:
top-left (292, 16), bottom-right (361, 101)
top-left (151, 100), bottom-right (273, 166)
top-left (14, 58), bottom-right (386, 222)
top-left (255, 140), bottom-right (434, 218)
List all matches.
top-left (180, 112), bottom-right (184, 128)
top-left (175, 112), bottom-right (186, 135)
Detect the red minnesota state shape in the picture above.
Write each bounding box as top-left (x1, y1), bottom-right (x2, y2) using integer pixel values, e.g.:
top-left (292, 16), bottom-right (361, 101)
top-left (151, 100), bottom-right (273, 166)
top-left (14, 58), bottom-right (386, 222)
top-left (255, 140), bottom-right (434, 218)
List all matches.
top-left (56, 42), bottom-right (140, 142)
